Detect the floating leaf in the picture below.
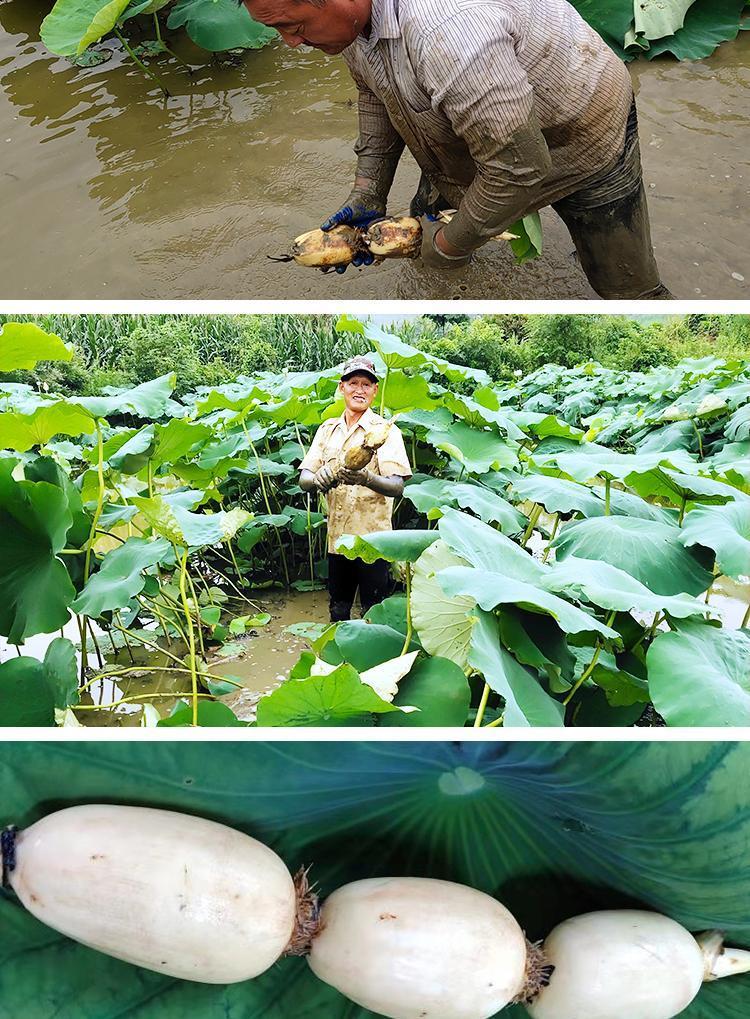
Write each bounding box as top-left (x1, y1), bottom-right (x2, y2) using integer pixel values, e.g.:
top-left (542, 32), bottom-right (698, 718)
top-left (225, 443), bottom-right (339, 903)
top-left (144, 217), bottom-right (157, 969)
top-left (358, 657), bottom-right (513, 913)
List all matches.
top-left (256, 664), bottom-right (401, 726)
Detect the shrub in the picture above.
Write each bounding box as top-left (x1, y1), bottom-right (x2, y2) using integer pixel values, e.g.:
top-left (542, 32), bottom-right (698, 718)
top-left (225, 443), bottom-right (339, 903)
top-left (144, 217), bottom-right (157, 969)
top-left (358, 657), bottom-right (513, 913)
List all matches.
top-left (120, 320), bottom-right (205, 394)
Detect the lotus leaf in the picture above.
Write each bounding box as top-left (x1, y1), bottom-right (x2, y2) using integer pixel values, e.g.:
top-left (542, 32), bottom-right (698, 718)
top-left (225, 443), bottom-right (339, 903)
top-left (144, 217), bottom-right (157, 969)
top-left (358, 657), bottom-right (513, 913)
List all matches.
top-left (648, 623), bottom-right (750, 725)
top-left (553, 516), bottom-right (714, 596)
top-left (0, 323), bottom-right (72, 371)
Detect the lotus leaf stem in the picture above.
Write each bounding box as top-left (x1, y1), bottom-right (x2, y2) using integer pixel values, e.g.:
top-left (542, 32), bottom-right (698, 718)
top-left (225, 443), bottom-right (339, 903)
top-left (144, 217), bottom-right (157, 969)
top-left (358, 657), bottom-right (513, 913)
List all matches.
top-left (473, 682), bottom-right (491, 727)
top-left (113, 28), bottom-right (171, 98)
top-left (177, 548), bottom-right (199, 726)
top-left (399, 563), bottom-right (413, 656)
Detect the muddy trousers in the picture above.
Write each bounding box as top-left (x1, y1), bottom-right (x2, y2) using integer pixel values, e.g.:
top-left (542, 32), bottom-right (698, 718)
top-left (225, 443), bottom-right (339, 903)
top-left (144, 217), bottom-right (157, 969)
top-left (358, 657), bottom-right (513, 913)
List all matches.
top-left (328, 553), bottom-right (392, 622)
top-left (552, 103), bottom-right (672, 300)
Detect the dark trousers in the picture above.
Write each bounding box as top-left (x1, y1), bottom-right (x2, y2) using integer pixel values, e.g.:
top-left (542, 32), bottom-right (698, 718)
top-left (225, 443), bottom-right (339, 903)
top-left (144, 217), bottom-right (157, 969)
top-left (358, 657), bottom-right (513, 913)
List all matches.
top-left (552, 102), bottom-right (672, 300)
top-left (328, 553), bottom-right (392, 622)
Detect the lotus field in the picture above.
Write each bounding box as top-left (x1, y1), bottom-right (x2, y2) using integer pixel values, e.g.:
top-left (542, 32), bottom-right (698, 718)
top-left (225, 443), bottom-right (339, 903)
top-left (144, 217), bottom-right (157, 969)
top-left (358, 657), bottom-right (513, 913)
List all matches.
top-left (1, 316), bottom-right (748, 728)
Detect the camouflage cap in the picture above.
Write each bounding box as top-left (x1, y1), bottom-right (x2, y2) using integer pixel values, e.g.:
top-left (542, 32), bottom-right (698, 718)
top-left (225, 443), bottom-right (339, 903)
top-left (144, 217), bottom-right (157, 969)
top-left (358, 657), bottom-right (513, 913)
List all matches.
top-left (340, 356), bottom-right (379, 381)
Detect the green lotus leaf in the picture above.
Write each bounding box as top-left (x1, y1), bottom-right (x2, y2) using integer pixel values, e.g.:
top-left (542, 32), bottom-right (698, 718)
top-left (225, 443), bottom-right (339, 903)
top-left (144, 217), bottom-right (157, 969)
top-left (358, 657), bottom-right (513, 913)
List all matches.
top-left (151, 419), bottom-right (214, 467)
top-left (342, 319), bottom-right (491, 387)
top-left (426, 420), bottom-right (518, 473)
top-left (0, 323), bottom-right (73, 371)
top-left (508, 212), bottom-right (543, 265)
top-left (2, 742), bottom-right (750, 1014)
top-left (378, 370), bottom-right (440, 413)
top-left (330, 620), bottom-right (419, 671)
top-left (0, 461), bottom-right (75, 644)
top-left (469, 609), bottom-right (565, 726)
top-left (71, 374), bottom-right (176, 420)
top-left (598, 488), bottom-right (678, 525)
top-left (412, 539), bottom-right (476, 668)
top-left (725, 404), bottom-right (750, 443)
top-left (509, 474), bottom-right (604, 517)
top-left (438, 509), bottom-right (544, 581)
top-left (438, 566), bottom-right (621, 642)
top-left (568, 0), bottom-right (636, 48)
top-left (680, 502), bottom-right (750, 579)
top-left (167, 0), bottom-right (278, 51)
top-left (0, 658), bottom-right (57, 726)
top-left (24, 456), bottom-right (91, 551)
top-left (634, 0), bottom-right (696, 42)
top-left (500, 607), bottom-right (574, 684)
top-left (132, 495), bottom-right (250, 549)
top-left (553, 516), bottom-right (714, 597)
top-left (645, 0), bottom-right (747, 61)
top-left (41, 0), bottom-right (132, 56)
top-left (0, 403), bottom-right (95, 452)
top-left (334, 529), bottom-right (438, 565)
top-left (636, 421), bottom-right (697, 455)
top-left (648, 623), bottom-right (750, 725)
top-left (403, 477), bottom-right (454, 514)
top-left (379, 656), bottom-right (470, 727)
top-left (449, 484), bottom-right (526, 534)
top-left (544, 556), bottom-right (710, 619)
top-left (71, 537), bottom-right (172, 617)
top-left (276, 506), bottom-right (325, 536)
top-left (106, 425), bottom-right (156, 474)
top-left (554, 449), bottom-right (696, 484)
top-left (590, 652), bottom-right (650, 708)
top-left (625, 467), bottom-right (741, 508)
top-left (42, 637), bottom-right (80, 710)
top-left (256, 664), bottom-right (402, 726)
top-left (157, 701), bottom-right (247, 727)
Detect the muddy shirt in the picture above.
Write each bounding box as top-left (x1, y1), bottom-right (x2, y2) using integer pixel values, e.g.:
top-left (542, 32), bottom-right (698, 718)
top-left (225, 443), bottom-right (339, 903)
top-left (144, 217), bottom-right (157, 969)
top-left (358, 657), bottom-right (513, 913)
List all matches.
top-left (342, 0), bottom-right (634, 250)
top-left (300, 408), bottom-right (413, 553)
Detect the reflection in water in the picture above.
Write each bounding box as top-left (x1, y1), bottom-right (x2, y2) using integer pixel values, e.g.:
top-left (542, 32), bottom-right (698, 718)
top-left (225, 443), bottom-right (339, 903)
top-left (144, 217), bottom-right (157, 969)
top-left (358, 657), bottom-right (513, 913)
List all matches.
top-left (1, 1), bottom-right (749, 298)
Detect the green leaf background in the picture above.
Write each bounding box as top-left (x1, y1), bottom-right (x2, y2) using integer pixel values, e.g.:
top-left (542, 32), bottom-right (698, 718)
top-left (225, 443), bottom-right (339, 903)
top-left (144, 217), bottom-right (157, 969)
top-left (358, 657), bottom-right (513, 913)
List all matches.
top-left (1, 742), bottom-right (749, 1018)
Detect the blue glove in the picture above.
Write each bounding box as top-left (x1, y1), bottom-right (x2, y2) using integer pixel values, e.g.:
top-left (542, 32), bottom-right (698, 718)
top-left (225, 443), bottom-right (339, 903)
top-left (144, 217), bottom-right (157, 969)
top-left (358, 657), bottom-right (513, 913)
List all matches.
top-left (321, 186), bottom-right (387, 232)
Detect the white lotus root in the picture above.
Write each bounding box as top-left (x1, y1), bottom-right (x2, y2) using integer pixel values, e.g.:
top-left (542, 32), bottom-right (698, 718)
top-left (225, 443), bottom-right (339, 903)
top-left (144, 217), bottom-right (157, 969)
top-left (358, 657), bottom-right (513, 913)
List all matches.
top-left (527, 910), bottom-right (750, 1019)
top-left (6, 805), bottom-right (302, 983)
top-left (307, 876), bottom-right (541, 1019)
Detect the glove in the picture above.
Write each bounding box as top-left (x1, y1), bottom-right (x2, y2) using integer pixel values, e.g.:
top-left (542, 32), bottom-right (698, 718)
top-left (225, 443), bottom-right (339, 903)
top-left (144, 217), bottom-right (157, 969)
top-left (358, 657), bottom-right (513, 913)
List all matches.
top-left (313, 465), bottom-right (339, 493)
top-left (339, 467), bottom-right (371, 487)
top-left (410, 173), bottom-right (453, 220)
top-left (320, 183), bottom-right (387, 274)
top-left (321, 183), bottom-right (387, 232)
top-left (420, 219), bottom-right (473, 270)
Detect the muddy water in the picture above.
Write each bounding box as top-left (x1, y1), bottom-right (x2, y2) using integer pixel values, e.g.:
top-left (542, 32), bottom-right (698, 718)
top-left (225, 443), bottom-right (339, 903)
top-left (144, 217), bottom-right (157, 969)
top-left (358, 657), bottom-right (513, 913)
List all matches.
top-left (0, 589), bottom-right (330, 726)
top-left (0, 3), bottom-right (747, 300)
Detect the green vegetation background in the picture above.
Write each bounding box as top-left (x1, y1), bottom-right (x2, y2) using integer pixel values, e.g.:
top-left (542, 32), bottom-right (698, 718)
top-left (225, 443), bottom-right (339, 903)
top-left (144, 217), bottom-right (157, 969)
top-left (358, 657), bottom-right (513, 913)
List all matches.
top-left (2, 313), bottom-right (748, 398)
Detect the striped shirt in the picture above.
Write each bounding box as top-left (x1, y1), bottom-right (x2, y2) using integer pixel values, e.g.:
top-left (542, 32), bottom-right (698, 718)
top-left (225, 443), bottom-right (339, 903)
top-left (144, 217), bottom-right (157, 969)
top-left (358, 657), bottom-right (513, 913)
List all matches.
top-left (342, 0), bottom-right (634, 250)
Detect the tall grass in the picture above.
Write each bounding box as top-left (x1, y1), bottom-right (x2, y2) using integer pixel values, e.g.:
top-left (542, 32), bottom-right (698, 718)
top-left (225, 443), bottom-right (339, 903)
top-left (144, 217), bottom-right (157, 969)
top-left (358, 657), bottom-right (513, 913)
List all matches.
top-left (0, 313), bottom-right (371, 373)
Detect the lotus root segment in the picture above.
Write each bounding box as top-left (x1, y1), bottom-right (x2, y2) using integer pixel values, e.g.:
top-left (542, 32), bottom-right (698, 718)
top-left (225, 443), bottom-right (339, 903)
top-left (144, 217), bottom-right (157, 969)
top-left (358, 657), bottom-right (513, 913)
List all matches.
top-left (334, 421), bottom-right (394, 478)
top-left (291, 226), bottom-right (365, 267)
top-left (366, 217), bottom-right (422, 258)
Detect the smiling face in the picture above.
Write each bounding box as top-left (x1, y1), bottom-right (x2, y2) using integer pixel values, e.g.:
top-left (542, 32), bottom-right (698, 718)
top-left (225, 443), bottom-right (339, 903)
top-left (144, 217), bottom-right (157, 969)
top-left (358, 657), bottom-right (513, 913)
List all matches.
top-left (339, 372), bottom-right (378, 415)
top-left (242, 0), bottom-right (371, 54)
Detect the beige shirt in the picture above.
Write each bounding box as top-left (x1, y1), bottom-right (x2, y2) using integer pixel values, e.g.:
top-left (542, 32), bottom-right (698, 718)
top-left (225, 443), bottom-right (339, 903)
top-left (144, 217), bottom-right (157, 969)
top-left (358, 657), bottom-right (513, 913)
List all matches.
top-left (343, 0), bottom-right (634, 250)
top-left (300, 407), bottom-right (413, 553)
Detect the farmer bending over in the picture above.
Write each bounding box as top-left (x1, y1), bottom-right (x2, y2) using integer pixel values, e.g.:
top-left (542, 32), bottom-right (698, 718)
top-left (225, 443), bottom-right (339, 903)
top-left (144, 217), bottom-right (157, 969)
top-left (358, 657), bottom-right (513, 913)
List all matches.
top-left (242, 0), bottom-right (672, 299)
top-left (299, 357), bottom-right (412, 621)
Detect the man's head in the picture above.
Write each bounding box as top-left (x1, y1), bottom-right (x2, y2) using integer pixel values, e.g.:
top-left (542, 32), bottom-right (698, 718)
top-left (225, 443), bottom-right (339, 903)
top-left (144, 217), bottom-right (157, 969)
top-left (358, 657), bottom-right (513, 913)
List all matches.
top-left (339, 356), bottom-right (378, 413)
top-left (241, 0), bottom-right (371, 54)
